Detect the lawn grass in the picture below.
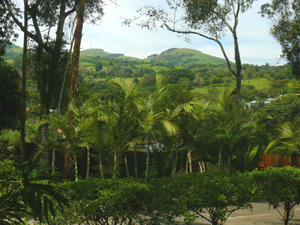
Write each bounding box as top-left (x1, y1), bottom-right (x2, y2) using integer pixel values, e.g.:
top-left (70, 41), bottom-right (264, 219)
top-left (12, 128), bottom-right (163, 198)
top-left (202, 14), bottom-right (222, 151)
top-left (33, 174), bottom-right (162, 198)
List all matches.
top-left (241, 78), bottom-right (271, 89)
top-left (80, 62), bottom-right (95, 67)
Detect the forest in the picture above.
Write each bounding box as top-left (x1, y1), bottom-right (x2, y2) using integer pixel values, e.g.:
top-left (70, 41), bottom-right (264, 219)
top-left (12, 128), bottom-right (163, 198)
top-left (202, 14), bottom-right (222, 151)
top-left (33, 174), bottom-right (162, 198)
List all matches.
top-left (1, 0), bottom-right (300, 225)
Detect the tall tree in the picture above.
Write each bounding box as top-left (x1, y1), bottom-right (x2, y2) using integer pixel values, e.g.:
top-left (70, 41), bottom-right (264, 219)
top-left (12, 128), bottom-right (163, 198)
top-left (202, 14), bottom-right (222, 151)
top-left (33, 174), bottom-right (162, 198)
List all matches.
top-left (20, 0), bottom-right (28, 164)
top-left (260, 0), bottom-right (300, 78)
top-left (124, 0), bottom-right (256, 103)
top-left (4, 0), bottom-right (104, 168)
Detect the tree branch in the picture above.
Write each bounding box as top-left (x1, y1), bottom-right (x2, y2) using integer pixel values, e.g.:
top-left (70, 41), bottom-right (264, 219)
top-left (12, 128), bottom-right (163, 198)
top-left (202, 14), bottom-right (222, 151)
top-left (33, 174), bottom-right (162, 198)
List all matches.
top-left (3, 0), bottom-right (38, 43)
top-left (164, 23), bottom-right (237, 77)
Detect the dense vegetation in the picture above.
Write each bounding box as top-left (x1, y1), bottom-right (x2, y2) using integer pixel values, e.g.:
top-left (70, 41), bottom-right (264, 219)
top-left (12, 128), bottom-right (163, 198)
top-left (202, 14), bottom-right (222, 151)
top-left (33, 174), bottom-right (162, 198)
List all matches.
top-left (1, 0), bottom-right (300, 224)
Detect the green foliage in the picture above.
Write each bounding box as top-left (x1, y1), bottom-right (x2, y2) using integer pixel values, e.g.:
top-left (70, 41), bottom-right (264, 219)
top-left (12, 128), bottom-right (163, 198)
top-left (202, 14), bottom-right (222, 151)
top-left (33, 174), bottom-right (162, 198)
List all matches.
top-left (54, 173), bottom-right (257, 225)
top-left (0, 159), bottom-right (68, 224)
top-left (0, 62), bottom-right (21, 131)
top-left (259, 95), bottom-right (300, 126)
top-left (252, 166), bottom-right (300, 225)
top-left (164, 68), bottom-right (195, 84)
top-left (0, 129), bottom-right (20, 161)
top-left (260, 0), bottom-right (300, 78)
top-left (177, 172), bottom-right (255, 225)
top-left (57, 178), bottom-right (150, 225)
top-left (95, 61), bottom-right (103, 71)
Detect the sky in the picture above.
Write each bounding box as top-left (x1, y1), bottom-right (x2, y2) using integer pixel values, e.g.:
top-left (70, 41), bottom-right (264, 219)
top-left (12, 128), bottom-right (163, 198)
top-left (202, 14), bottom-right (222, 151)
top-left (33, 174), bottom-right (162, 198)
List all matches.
top-left (15, 0), bottom-right (286, 66)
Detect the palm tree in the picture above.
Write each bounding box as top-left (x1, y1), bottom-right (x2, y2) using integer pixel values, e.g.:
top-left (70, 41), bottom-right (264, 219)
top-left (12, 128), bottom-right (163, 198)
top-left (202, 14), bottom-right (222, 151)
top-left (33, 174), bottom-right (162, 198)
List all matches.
top-left (104, 78), bottom-right (142, 177)
top-left (265, 121), bottom-right (300, 158)
top-left (139, 75), bottom-right (180, 178)
top-left (165, 86), bottom-right (206, 174)
top-left (45, 102), bottom-right (94, 181)
top-left (209, 89), bottom-right (268, 172)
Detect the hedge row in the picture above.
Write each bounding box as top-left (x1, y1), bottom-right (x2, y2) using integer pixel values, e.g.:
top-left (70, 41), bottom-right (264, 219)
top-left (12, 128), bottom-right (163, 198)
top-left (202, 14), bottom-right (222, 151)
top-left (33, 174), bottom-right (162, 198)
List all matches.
top-left (53, 166), bottom-right (300, 225)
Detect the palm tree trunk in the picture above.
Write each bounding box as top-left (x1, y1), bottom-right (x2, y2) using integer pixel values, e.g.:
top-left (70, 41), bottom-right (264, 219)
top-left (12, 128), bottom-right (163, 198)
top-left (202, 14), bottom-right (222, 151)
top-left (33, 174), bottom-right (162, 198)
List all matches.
top-left (189, 151), bottom-right (192, 173)
top-left (74, 162), bottom-right (78, 181)
top-left (171, 150), bottom-right (175, 175)
top-left (145, 140), bottom-right (151, 179)
top-left (218, 146), bottom-right (222, 170)
top-left (114, 148), bottom-right (120, 178)
top-left (227, 152), bottom-right (232, 173)
top-left (86, 144), bottom-right (90, 179)
top-left (125, 153), bottom-right (129, 177)
top-left (99, 148), bottom-right (104, 178)
top-left (145, 148), bottom-right (150, 179)
top-left (63, 143), bottom-right (73, 181)
top-left (188, 143), bottom-right (192, 173)
top-left (134, 142), bottom-right (138, 179)
top-left (174, 151), bottom-right (178, 175)
top-left (186, 152), bottom-right (189, 173)
top-left (74, 155), bottom-right (78, 181)
top-left (114, 148), bottom-right (117, 177)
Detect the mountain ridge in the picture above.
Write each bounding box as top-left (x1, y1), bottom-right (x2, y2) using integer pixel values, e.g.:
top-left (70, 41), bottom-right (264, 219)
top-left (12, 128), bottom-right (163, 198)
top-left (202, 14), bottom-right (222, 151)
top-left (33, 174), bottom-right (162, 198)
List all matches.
top-left (5, 44), bottom-right (229, 66)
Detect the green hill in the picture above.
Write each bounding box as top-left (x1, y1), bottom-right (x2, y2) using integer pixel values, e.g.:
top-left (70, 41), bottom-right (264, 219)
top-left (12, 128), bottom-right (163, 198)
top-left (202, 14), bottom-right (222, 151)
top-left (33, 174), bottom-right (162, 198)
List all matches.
top-left (4, 44), bottom-right (23, 62)
top-left (81, 48), bottom-right (140, 61)
top-left (144, 48), bottom-right (228, 65)
top-left (81, 49), bottom-right (110, 57)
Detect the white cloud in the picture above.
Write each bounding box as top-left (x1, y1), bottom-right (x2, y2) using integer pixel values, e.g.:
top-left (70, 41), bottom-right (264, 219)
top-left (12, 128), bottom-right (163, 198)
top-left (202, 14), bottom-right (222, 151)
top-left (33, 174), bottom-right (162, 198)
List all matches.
top-left (14, 0), bottom-right (284, 65)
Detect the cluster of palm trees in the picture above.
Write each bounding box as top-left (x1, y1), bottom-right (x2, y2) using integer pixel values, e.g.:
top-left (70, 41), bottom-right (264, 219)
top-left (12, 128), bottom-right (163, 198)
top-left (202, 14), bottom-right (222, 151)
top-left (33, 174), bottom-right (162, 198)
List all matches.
top-left (45, 75), bottom-right (272, 180)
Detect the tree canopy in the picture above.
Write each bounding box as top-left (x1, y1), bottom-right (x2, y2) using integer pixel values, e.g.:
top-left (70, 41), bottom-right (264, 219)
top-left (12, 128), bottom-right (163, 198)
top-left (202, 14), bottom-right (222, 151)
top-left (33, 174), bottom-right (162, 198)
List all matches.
top-left (260, 0), bottom-right (300, 78)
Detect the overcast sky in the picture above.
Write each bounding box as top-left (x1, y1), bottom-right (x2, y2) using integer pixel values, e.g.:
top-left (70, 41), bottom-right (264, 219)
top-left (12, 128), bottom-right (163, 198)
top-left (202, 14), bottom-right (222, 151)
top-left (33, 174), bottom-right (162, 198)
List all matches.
top-left (15, 0), bottom-right (286, 66)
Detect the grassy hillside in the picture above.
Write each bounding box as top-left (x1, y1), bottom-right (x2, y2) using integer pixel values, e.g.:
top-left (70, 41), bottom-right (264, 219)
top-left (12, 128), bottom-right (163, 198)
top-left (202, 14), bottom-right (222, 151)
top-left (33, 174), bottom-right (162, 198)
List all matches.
top-left (144, 48), bottom-right (228, 66)
top-left (81, 48), bottom-right (140, 61)
top-left (4, 44), bottom-right (23, 62)
top-left (81, 48), bottom-right (110, 57)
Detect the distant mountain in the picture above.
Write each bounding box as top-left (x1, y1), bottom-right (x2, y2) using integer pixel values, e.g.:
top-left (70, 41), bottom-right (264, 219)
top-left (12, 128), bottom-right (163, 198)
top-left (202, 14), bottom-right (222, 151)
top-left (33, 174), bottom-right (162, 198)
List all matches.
top-left (144, 48), bottom-right (228, 65)
top-left (5, 45), bottom-right (229, 66)
top-left (81, 48), bottom-right (140, 61)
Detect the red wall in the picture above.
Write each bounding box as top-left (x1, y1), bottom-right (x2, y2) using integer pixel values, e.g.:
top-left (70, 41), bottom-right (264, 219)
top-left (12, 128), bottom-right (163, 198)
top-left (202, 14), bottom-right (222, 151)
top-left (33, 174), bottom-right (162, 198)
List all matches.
top-left (258, 154), bottom-right (300, 170)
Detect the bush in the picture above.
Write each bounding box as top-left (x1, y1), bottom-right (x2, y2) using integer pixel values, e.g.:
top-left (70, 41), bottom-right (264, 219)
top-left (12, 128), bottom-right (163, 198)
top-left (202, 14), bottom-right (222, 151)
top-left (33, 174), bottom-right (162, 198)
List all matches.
top-left (57, 178), bottom-right (151, 224)
top-left (252, 166), bottom-right (300, 225)
top-left (52, 169), bottom-right (300, 225)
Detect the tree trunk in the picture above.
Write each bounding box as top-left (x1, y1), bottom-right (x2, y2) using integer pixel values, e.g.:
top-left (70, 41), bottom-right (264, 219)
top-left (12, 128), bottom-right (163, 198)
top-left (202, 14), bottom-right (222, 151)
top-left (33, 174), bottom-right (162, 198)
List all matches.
top-left (70, 0), bottom-right (86, 99)
top-left (86, 144), bottom-right (90, 179)
top-left (39, 100), bottom-right (49, 168)
top-left (65, 0), bottom-right (86, 180)
top-left (227, 152), bottom-right (232, 173)
top-left (52, 31), bottom-right (75, 174)
top-left (284, 203), bottom-right (291, 225)
top-left (218, 146), bottom-right (222, 170)
top-left (174, 151), bottom-right (178, 175)
top-left (145, 140), bottom-right (151, 179)
top-left (145, 149), bottom-right (150, 179)
top-left (63, 143), bottom-right (73, 181)
top-left (134, 142), bottom-right (138, 179)
top-left (188, 143), bottom-right (192, 173)
top-left (233, 27), bottom-right (242, 105)
top-left (171, 150), bottom-right (175, 175)
top-left (20, 0), bottom-right (28, 164)
top-left (114, 148), bottom-right (120, 178)
top-left (125, 153), bottom-right (130, 177)
top-left (74, 155), bottom-right (78, 181)
top-left (186, 152), bottom-right (189, 173)
top-left (99, 147), bottom-right (104, 178)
